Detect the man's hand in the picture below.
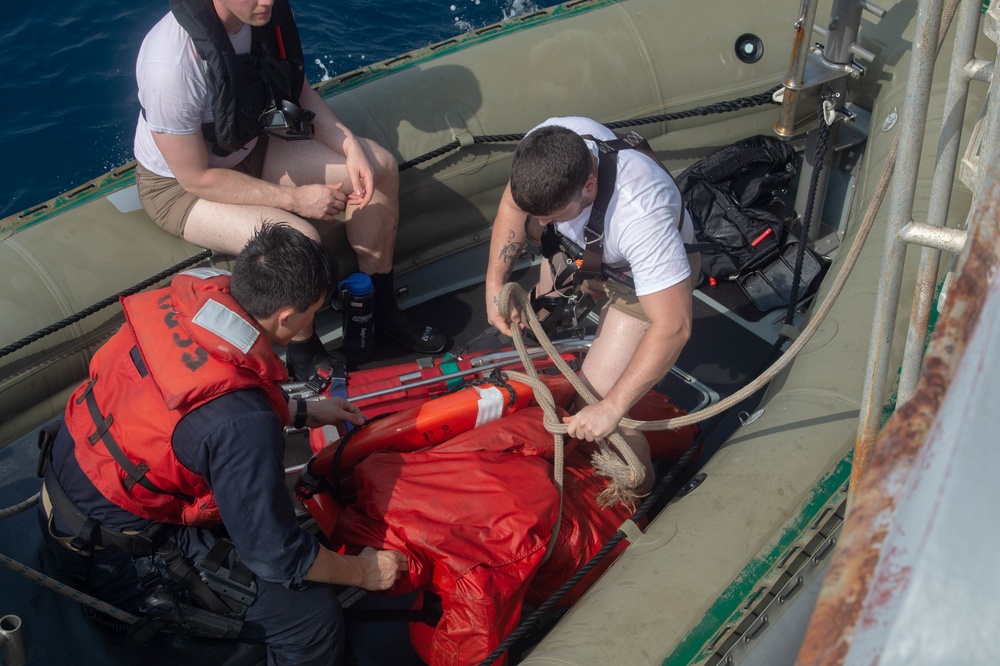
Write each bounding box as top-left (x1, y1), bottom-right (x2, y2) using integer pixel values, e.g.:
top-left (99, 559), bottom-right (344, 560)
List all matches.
top-left (563, 400), bottom-right (625, 442)
top-left (291, 183), bottom-right (348, 221)
top-left (485, 288), bottom-right (523, 337)
top-left (342, 137), bottom-right (375, 209)
top-left (308, 396), bottom-right (366, 428)
top-left (355, 546), bottom-right (408, 591)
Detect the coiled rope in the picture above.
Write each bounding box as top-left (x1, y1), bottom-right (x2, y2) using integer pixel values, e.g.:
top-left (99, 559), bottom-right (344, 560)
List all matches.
top-left (478, 428), bottom-right (709, 666)
top-left (481, 88), bottom-right (905, 666)
top-left (496, 286), bottom-right (646, 508)
top-left (494, 111), bottom-right (897, 461)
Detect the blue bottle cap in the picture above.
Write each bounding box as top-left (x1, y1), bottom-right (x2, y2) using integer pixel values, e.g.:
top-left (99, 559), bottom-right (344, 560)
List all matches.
top-left (339, 272), bottom-right (373, 296)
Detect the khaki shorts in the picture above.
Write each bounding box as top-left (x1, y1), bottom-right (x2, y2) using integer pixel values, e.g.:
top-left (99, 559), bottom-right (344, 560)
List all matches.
top-left (135, 134), bottom-right (270, 238)
top-left (587, 252), bottom-right (702, 322)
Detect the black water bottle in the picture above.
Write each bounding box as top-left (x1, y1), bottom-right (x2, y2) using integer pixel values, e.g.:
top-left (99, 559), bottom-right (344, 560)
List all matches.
top-left (340, 273), bottom-right (375, 364)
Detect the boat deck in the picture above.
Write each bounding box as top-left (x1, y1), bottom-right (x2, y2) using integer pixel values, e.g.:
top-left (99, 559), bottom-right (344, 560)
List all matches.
top-left (0, 259), bottom-right (798, 664)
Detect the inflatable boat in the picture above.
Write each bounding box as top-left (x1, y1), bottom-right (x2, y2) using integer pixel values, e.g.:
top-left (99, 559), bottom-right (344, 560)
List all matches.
top-left (2, 0), bottom-right (1000, 663)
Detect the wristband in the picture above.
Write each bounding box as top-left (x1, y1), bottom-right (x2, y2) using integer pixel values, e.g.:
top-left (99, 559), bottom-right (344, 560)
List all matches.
top-left (294, 398), bottom-right (308, 429)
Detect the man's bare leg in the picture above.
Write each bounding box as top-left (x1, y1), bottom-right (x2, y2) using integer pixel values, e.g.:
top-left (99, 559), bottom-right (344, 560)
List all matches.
top-left (264, 135), bottom-right (443, 355)
top-left (183, 136), bottom-right (443, 368)
top-left (577, 306), bottom-right (656, 495)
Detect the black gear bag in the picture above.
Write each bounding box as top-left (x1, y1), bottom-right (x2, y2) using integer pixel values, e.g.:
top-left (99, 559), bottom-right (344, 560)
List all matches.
top-left (675, 135), bottom-right (797, 281)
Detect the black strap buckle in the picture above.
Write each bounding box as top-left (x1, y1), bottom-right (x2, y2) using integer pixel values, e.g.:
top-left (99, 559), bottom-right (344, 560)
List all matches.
top-left (134, 555), bottom-right (162, 591)
top-left (294, 461), bottom-right (326, 501)
top-left (304, 355), bottom-right (347, 395)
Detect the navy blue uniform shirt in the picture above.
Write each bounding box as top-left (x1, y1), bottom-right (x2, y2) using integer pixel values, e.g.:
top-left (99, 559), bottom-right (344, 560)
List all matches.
top-left (50, 388), bottom-right (319, 589)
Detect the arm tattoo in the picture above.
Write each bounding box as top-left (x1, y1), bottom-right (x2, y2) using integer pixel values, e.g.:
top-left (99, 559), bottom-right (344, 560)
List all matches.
top-left (498, 229), bottom-right (526, 266)
top-left (498, 240), bottom-right (525, 266)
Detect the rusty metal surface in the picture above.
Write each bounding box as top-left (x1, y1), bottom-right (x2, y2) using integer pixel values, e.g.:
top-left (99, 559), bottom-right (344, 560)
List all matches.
top-left (797, 150), bottom-right (1000, 664)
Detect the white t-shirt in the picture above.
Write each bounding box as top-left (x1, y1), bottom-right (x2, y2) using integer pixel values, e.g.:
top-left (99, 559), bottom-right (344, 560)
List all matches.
top-left (133, 13), bottom-right (257, 177)
top-left (530, 117), bottom-right (693, 297)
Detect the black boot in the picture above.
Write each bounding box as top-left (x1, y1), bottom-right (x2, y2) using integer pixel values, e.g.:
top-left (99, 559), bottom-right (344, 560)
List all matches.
top-left (370, 271), bottom-right (447, 354)
top-left (285, 331), bottom-right (335, 382)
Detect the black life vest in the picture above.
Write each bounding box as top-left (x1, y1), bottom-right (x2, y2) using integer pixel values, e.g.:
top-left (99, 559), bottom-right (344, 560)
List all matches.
top-left (170, 0), bottom-right (307, 156)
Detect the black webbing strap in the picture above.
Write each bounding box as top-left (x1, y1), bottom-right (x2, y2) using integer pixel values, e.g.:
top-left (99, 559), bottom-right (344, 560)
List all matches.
top-left (35, 418), bottom-right (62, 479)
top-left (78, 377), bottom-right (194, 504)
top-left (577, 137), bottom-right (619, 283)
top-left (69, 516), bottom-right (99, 587)
top-left (200, 539), bottom-right (235, 575)
top-left (159, 545), bottom-right (233, 616)
top-left (200, 539), bottom-right (255, 589)
top-left (43, 467), bottom-right (165, 557)
top-left (576, 130), bottom-right (687, 284)
top-left (344, 589), bottom-right (444, 626)
top-left (344, 607), bottom-right (444, 625)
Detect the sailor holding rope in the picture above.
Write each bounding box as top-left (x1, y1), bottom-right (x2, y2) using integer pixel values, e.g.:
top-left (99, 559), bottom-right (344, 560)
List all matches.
top-left (486, 117), bottom-right (698, 497)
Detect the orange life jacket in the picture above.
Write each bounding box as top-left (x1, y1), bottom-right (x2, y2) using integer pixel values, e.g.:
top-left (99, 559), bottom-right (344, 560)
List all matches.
top-left (64, 271), bottom-right (289, 526)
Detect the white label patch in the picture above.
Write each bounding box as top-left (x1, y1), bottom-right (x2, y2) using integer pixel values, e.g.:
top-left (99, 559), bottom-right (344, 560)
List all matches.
top-left (474, 386), bottom-right (505, 427)
top-left (191, 299), bottom-right (259, 354)
top-left (181, 267), bottom-right (230, 279)
top-left (107, 185), bottom-right (143, 213)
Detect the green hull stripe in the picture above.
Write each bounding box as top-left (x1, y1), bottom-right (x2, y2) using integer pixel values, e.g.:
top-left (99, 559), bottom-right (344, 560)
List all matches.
top-left (663, 451), bottom-right (853, 665)
top-left (2, 169), bottom-right (138, 237)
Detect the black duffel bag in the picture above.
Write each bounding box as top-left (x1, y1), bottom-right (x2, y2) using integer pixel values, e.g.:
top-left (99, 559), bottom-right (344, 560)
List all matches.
top-left (676, 135), bottom-right (797, 280)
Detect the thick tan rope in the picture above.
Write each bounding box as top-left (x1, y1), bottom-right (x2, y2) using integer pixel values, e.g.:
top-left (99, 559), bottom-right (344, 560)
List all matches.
top-left (498, 284), bottom-right (648, 509)
top-left (495, 119), bottom-right (903, 503)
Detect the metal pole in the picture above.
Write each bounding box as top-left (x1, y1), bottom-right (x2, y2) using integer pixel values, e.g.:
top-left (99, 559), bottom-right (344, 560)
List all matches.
top-left (897, 0), bottom-right (983, 403)
top-left (776, 0), bottom-right (822, 137)
top-left (853, 0), bottom-right (944, 497)
top-left (787, 0), bottom-right (822, 89)
top-left (825, 0), bottom-right (866, 63)
top-left (792, 0), bottom-right (866, 237)
top-left (0, 615), bottom-right (26, 666)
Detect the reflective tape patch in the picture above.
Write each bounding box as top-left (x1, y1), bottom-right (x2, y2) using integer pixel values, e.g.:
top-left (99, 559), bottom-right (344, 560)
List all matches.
top-left (181, 267), bottom-right (230, 279)
top-left (474, 386), bottom-right (505, 427)
top-left (191, 299), bottom-right (259, 354)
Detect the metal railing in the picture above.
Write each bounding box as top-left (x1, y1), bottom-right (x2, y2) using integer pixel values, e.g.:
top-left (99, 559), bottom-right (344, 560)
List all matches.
top-left (853, 0), bottom-right (998, 491)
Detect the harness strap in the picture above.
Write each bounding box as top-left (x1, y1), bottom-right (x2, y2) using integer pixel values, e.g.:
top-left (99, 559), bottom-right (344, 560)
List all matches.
top-left (577, 139), bottom-right (619, 284)
top-left (159, 545), bottom-right (234, 616)
top-left (35, 418), bottom-right (62, 478)
top-left (575, 130), bottom-right (686, 285)
top-left (80, 377), bottom-right (195, 504)
top-left (200, 538), bottom-right (255, 589)
top-left (42, 467), bottom-right (165, 557)
top-left (69, 516), bottom-right (100, 587)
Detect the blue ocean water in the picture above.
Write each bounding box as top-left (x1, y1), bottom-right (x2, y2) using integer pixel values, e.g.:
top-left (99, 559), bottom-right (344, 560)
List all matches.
top-left (0, 0), bottom-right (539, 220)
